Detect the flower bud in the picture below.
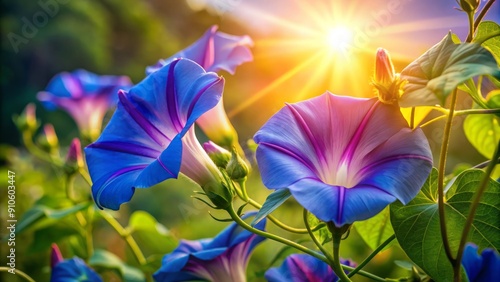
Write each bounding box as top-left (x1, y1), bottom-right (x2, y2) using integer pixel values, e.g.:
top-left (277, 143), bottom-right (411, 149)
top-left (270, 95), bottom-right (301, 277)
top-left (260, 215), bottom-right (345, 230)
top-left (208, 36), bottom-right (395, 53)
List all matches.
top-left (226, 148), bottom-right (249, 181)
top-left (458, 0), bottom-right (480, 13)
top-left (64, 138), bottom-right (84, 175)
top-left (373, 48), bottom-right (404, 105)
top-left (203, 179), bottom-right (234, 210)
top-left (37, 124), bottom-right (59, 153)
top-left (14, 103), bottom-right (38, 133)
top-left (51, 244), bottom-right (64, 268)
top-left (203, 141), bottom-right (232, 168)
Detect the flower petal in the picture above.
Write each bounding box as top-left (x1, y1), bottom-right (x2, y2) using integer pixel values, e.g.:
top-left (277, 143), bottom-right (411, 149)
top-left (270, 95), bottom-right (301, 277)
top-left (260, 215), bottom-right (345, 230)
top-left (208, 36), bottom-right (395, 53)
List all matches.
top-left (85, 59), bottom-right (224, 210)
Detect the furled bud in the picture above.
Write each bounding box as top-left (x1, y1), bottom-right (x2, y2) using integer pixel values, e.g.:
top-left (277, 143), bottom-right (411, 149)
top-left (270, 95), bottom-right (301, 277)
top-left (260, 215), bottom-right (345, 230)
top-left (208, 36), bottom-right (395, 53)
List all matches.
top-left (14, 103), bottom-right (38, 133)
top-left (458, 0), bottom-right (480, 13)
top-left (373, 48), bottom-right (404, 105)
top-left (64, 138), bottom-right (84, 175)
top-left (37, 124), bottom-right (59, 153)
top-left (203, 141), bottom-right (232, 168)
top-left (203, 179), bottom-right (234, 210)
top-left (226, 148), bottom-right (249, 181)
top-left (51, 244), bottom-right (64, 268)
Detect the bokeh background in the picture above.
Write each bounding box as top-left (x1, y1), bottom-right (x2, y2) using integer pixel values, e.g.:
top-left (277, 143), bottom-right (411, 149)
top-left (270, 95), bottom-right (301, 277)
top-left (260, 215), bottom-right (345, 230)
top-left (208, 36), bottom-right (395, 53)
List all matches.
top-left (1, 0), bottom-right (499, 281)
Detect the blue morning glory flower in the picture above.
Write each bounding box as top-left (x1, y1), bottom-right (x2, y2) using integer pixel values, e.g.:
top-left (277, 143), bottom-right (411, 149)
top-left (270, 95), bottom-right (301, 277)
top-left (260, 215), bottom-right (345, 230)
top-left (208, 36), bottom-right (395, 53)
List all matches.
top-left (50, 244), bottom-right (102, 282)
top-left (85, 59), bottom-right (225, 210)
top-left (37, 69), bottom-right (132, 140)
top-left (147, 25), bottom-right (253, 147)
top-left (254, 92), bottom-right (433, 227)
top-left (153, 212), bottom-right (266, 282)
top-left (265, 253), bottom-right (355, 282)
top-left (462, 243), bottom-right (500, 282)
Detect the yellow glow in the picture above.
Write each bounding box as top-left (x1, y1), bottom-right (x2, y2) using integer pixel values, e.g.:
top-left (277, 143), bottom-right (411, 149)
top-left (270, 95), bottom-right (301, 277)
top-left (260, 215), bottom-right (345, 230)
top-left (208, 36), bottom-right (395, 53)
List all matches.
top-left (324, 26), bottom-right (353, 54)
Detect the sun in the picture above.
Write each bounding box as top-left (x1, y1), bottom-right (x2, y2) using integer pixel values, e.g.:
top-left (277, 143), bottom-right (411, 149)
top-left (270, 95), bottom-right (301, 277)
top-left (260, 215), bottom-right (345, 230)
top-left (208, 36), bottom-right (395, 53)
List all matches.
top-left (324, 26), bottom-right (354, 55)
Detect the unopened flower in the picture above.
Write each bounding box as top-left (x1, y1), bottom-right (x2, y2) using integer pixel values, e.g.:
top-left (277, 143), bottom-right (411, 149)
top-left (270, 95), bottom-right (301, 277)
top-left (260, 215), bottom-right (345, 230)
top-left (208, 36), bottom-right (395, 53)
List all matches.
top-left (37, 69), bottom-right (132, 141)
top-left (14, 103), bottom-right (38, 133)
top-left (203, 141), bottom-right (232, 168)
top-left (37, 124), bottom-right (59, 154)
top-left (85, 59), bottom-right (230, 210)
top-left (64, 138), bottom-right (84, 175)
top-left (147, 25), bottom-right (253, 148)
top-left (254, 93), bottom-right (432, 227)
top-left (265, 253), bottom-right (355, 282)
top-left (154, 212), bottom-right (266, 282)
top-left (373, 48), bottom-right (404, 105)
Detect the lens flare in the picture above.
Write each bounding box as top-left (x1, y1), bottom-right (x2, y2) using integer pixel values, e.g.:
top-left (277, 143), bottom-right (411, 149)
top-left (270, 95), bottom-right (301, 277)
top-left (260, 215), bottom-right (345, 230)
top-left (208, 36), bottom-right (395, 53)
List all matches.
top-left (325, 26), bottom-right (353, 54)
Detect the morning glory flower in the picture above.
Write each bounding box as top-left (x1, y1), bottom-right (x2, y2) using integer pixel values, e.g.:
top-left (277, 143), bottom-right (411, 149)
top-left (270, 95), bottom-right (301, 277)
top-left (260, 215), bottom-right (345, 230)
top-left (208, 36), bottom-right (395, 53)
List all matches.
top-left (50, 244), bottom-right (102, 282)
top-left (254, 92), bottom-right (433, 227)
top-left (147, 25), bottom-right (253, 147)
top-left (462, 243), bottom-right (500, 282)
top-left (153, 212), bottom-right (266, 282)
top-left (37, 69), bottom-right (132, 141)
top-left (265, 253), bottom-right (355, 282)
top-left (85, 59), bottom-right (227, 210)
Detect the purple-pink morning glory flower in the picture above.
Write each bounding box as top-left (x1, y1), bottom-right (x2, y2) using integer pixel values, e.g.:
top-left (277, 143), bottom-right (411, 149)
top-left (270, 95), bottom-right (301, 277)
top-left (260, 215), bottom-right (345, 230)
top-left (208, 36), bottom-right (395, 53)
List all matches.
top-left (462, 243), bottom-right (500, 282)
top-left (50, 244), bottom-right (102, 282)
top-left (154, 212), bottom-right (266, 282)
top-left (85, 59), bottom-right (225, 210)
top-left (147, 25), bottom-right (253, 147)
top-left (254, 92), bottom-right (433, 227)
top-left (265, 253), bottom-right (355, 282)
top-left (37, 69), bottom-right (132, 140)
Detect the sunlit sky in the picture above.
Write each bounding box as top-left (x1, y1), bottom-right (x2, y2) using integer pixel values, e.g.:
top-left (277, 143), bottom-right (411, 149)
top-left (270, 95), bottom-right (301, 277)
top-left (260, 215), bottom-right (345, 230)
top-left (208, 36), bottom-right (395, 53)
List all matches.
top-left (186, 0), bottom-right (499, 126)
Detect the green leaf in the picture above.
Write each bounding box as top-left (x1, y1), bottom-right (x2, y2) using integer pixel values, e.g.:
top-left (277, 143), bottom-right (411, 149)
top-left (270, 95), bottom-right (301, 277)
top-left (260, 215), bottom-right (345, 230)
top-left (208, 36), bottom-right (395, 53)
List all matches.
top-left (400, 33), bottom-right (500, 107)
top-left (390, 168), bottom-right (500, 281)
top-left (307, 213), bottom-right (332, 245)
top-left (463, 112), bottom-right (500, 159)
top-left (127, 211), bottom-right (177, 256)
top-left (28, 223), bottom-right (80, 253)
top-left (474, 21), bottom-right (500, 63)
top-left (354, 206), bottom-right (394, 251)
top-left (251, 189), bottom-right (291, 226)
top-left (90, 249), bottom-right (145, 282)
top-left (16, 200), bottom-right (91, 234)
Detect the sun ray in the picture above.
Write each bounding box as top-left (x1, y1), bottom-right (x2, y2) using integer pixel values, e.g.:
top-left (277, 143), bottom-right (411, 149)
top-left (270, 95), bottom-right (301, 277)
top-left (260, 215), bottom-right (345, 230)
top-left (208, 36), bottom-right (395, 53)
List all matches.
top-left (294, 50), bottom-right (333, 101)
top-left (379, 16), bottom-right (466, 35)
top-left (228, 51), bottom-right (324, 118)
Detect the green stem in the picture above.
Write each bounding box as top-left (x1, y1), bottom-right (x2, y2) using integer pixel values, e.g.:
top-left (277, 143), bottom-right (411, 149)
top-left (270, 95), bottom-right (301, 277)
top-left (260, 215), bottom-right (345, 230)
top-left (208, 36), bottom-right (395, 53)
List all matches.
top-left (453, 141), bottom-right (500, 281)
top-left (85, 206), bottom-right (95, 260)
top-left (100, 211), bottom-right (147, 266)
top-left (466, 11), bottom-right (475, 42)
top-left (437, 89), bottom-right (459, 264)
top-left (22, 132), bottom-right (63, 167)
top-left (348, 234), bottom-right (396, 278)
top-left (419, 108), bottom-right (500, 128)
top-left (473, 0), bottom-right (496, 31)
top-left (303, 209), bottom-right (335, 265)
top-left (247, 197), bottom-right (313, 234)
top-left (0, 267), bottom-right (36, 282)
top-left (227, 203), bottom-right (328, 262)
top-left (329, 223), bottom-right (353, 282)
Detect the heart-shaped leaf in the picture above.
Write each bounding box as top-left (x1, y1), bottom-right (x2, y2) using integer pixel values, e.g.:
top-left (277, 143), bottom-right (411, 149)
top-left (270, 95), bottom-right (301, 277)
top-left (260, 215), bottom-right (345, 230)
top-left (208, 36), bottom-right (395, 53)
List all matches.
top-left (399, 33), bottom-right (500, 107)
top-left (391, 168), bottom-right (500, 281)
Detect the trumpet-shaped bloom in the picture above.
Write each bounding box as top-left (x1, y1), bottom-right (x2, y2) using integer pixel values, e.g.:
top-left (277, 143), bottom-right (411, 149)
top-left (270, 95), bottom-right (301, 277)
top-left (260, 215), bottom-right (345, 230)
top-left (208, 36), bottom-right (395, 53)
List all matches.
top-left (85, 59), bottom-right (225, 210)
top-left (38, 69), bottom-right (132, 140)
top-left (254, 92), bottom-right (433, 227)
top-left (154, 212), bottom-right (266, 282)
top-left (265, 254), bottom-right (355, 282)
top-left (147, 25), bottom-right (253, 147)
top-left (462, 243), bottom-right (500, 282)
top-left (146, 25), bottom-right (253, 75)
top-left (50, 244), bottom-right (102, 282)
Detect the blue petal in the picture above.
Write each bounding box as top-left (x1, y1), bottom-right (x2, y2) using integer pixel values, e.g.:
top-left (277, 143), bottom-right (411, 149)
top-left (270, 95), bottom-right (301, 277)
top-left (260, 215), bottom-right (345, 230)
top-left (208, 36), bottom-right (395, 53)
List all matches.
top-left (51, 257), bottom-right (102, 282)
top-left (265, 254), bottom-right (341, 282)
top-left (462, 243), bottom-right (500, 282)
top-left (85, 59), bottom-right (224, 210)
